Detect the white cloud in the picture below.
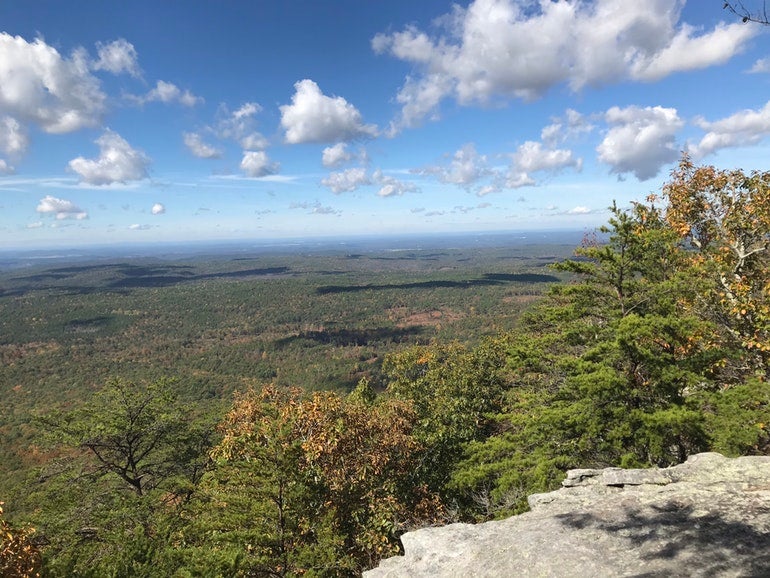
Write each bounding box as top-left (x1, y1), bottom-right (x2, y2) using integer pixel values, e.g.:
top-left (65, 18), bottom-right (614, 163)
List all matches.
top-left (504, 172), bottom-right (536, 189)
top-left (68, 130), bottom-right (150, 185)
top-left (0, 116), bottom-right (28, 172)
top-left (418, 143), bottom-right (490, 186)
top-left (631, 21), bottom-right (756, 81)
top-left (234, 102), bottom-right (261, 118)
top-left (417, 140), bottom-right (579, 194)
top-left (541, 109), bottom-right (593, 146)
top-left (505, 140), bottom-right (581, 190)
top-left (36, 195), bottom-right (88, 220)
top-left (374, 0), bottom-right (756, 129)
top-left (240, 133), bottom-right (269, 151)
top-left (142, 80), bottom-right (203, 107)
top-left (128, 223), bottom-right (151, 230)
top-left (240, 151), bottom-right (279, 177)
top-left (372, 169), bottom-right (419, 197)
top-left (387, 73), bottom-right (453, 132)
top-left (151, 203), bottom-right (165, 215)
top-left (567, 206), bottom-right (592, 214)
top-left (183, 132), bottom-right (222, 159)
top-left (289, 200), bottom-right (340, 215)
top-left (26, 221), bottom-right (43, 229)
top-left (689, 101), bottom-right (770, 158)
top-left (0, 116), bottom-right (27, 156)
top-left (321, 167), bottom-right (370, 193)
top-left (92, 38), bottom-right (140, 77)
top-left (597, 105), bottom-right (683, 180)
top-left (215, 102), bottom-right (268, 150)
top-left (511, 141), bottom-right (581, 174)
top-left (748, 58), bottom-right (770, 74)
top-left (0, 33), bottom-right (105, 135)
top-left (477, 184), bottom-right (501, 196)
top-left (311, 205), bottom-right (341, 215)
top-left (322, 143), bottom-right (353, 168)
top-left (280, 79), bottom-right (378, 144)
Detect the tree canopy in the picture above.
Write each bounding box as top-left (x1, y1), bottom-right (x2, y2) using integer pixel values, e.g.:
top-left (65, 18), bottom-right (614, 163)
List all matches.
top-left (6, 154), bottom-right (770, 574)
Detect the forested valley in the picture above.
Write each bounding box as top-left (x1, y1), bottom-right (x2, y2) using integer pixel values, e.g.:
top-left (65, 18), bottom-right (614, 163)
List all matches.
top-left (2, 156), bottom-right (770, 577)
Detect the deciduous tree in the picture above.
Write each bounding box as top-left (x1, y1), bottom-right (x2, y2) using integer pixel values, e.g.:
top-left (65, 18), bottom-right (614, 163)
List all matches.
top-left (174, 384), bottom-right (443, 576)
top-left (1, 502), bottom-right (41, 578)
top-left (32, 378), bottom-right (214, 577)
top-left (382, 337), bottom-right (510, 499)
top-left (660, 156), bottom-right (770, 377)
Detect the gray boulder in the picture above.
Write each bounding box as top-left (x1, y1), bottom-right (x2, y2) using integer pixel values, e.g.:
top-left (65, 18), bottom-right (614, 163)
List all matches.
top-left (365, 453), bottom-right (770, 577)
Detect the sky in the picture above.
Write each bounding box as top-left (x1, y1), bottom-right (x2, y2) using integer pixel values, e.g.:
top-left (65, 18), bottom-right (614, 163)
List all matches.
top-left (2, 0), bottom-right (770, 250)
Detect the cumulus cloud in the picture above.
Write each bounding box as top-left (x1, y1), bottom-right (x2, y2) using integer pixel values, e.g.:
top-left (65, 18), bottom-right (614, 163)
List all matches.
top-left (240, 133), bottom-right (269, 151)
top-left (148, 80), bottom-right (202, 106)
top-left (0, 116), bottom-right (28, 172)
top-left (92, 38), bottom-right (140, 77)
top-left (0, 33), bottom-right (106, 135)
top-left (215, 102), bottom-right (268, 150)
top-left (506, 140), bottom-right (581, 189)
top-left (183, 132), bottom-right (222, 159)
top-left (280, 79), bottom-right (378, 144)
top-left (322, 143), bottom-right (353, 168)
top-left (386, 73), bottom-right (453, 132)
top-left (417, 140), bottom-right (579, 194)
top-left (688, 101), bottom-right (770, 158)
top-left (417, 143), bottom-right (491, 187)
top-left (541, 109), bottom-right (594, 146)
top-left (321, 167), bottom-right (370, 193)
top-left (151, 203), bottom-right (165, 215)
top-left (477, 184), bottom-right (502, 196)
top-left (133, 80), bottom-right (202, 107)
top-left (631, 21), bottom-right (755, 81)
top-left (240, 150), bottom-right (279, 177)
top-left (511, 141), bottom-right (582, 174)
top-left (504, 172), bottom-right (536, 189)
top-left (0, 117), bottom-right (28, 156)
top-left (372, 169), bottom-right (419, 197)
top-left (68, 130), bottom-right (150, 185)
top-left (36, 195), bottom-right (88, 219)
top-left (373, 0), bottom-right (756, 130)
top-left (233, 102), bottom-right (261, 118)
top-left (597, 105), bottom-right (683, 180)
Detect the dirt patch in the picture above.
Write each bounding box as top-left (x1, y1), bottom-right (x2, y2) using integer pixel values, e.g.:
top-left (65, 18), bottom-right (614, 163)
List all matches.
top-left (387, 307), bottom-right (465, 328)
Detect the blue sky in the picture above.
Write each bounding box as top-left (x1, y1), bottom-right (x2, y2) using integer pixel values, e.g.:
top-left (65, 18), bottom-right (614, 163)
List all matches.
top-left (1, 0), bottom-right (770, 249)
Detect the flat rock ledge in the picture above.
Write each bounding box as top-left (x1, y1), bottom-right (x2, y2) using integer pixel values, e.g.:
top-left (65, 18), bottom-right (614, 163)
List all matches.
top-left (364, 453), bottom-right (770, 577)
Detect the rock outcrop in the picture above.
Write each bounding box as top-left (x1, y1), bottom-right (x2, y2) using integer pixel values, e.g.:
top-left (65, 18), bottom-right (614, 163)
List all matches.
top-left (365, 453), bottom-right (770, 577)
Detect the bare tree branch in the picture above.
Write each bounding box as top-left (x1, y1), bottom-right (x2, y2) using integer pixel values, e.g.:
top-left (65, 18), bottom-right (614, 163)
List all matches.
top-left (724, 1), bottom-right (770, 25)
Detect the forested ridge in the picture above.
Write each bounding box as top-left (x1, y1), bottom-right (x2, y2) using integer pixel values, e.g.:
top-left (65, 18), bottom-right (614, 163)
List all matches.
top-left (2, 157), bottom-right (770, 576)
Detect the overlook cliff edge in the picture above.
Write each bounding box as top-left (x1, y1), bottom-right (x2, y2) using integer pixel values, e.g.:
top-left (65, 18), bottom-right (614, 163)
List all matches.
top-left (365, 453), bottom-right (770, 577)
